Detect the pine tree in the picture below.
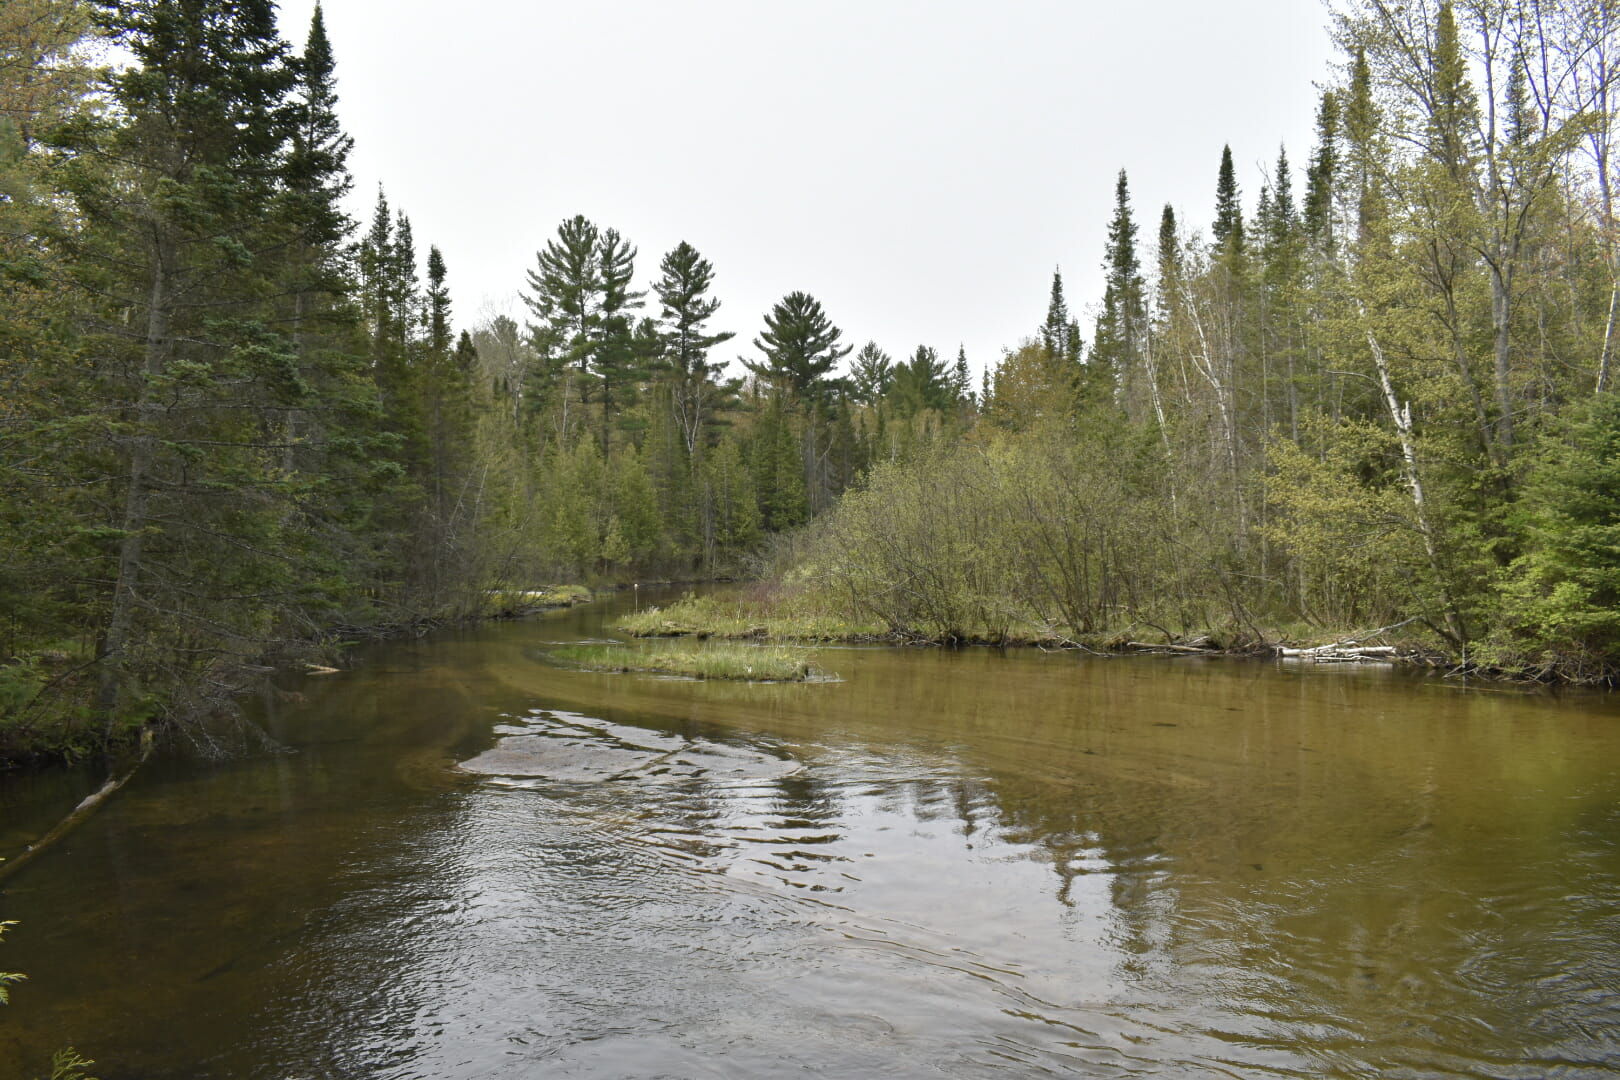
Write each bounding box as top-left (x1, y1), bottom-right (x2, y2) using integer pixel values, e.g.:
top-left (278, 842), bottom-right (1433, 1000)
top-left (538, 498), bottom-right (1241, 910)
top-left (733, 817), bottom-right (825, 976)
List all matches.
top-left (743, 291), bottom-right (851, 402)
top-left (594, 226), bottom-right (644, 456)
top-left (653, 240), bottom-right (735, 455)
top-left (524, 214), bottom-right (600, 443)
top-left (849, 341), bottom-right (893, 404)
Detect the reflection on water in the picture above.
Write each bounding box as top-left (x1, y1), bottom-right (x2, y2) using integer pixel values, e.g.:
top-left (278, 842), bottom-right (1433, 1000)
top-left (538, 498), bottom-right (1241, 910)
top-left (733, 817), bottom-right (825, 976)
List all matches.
top-left (3, 591), bottom-right (1620, 1078)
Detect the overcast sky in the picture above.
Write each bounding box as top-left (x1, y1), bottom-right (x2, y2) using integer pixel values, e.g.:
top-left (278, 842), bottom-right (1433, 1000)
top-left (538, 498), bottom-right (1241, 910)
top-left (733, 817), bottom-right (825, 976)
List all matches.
top-left (276, 0), bottom-right (1338, 379)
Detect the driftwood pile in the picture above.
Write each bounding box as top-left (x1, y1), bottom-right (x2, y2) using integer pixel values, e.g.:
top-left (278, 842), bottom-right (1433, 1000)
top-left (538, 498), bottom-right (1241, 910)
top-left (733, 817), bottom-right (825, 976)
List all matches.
top-left (1122, 617), bottom-right (1421, 665)
top-left (1273, 617), bottom-right (1421, 664)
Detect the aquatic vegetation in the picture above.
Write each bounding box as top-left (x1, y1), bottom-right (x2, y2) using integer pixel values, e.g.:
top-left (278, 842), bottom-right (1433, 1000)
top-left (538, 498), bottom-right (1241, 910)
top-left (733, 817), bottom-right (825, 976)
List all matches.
top-left (550, 642), bottom-right (820, 682)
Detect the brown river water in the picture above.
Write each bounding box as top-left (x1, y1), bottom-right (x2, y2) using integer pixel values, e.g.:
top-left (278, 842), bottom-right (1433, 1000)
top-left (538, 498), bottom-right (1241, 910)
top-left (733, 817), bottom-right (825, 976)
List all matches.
top-left (2, 590), bottom-right (1619, 1078)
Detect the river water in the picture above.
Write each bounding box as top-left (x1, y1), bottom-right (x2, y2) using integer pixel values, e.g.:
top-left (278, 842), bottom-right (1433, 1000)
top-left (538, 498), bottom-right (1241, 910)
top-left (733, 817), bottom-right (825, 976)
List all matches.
top-left (3, 592), bottom-right (1619, 1078)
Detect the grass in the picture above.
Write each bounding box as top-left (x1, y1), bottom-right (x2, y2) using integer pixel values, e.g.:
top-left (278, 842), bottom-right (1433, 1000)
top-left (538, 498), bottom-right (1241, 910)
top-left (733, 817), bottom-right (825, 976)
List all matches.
top-left (549, 642), bottom-right (821, 682)
top-left (616, 592), bottom-right (884, 641)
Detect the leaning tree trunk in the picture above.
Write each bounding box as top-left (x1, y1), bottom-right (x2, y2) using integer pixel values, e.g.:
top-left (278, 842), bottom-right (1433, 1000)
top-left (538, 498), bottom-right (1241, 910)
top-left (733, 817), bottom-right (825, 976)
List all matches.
top-left (1362, 312), bottom-right (1466, 647)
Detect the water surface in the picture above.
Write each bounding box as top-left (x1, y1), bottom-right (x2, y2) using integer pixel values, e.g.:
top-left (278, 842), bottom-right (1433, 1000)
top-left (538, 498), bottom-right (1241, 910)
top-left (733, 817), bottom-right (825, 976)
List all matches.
top-left (3, 592), bottom-right (1619, 1077)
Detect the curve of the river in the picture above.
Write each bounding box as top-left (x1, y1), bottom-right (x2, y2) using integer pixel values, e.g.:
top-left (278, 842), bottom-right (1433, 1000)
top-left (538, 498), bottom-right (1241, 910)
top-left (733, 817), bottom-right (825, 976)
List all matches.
top-left (3, 590), bottom-right (1619, 1078)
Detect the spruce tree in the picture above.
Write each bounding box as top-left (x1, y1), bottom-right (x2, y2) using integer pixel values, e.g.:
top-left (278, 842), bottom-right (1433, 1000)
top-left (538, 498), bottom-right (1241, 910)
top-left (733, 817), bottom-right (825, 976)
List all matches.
top-left (274, 2), bottom-right (361, 478)
top-left (952, 344), bottom-right (973, 406)
top-left (77, 0), bottom-right (303, 722)
top-left (1303, 90), bottom-right (1338, 251)
top-left (1213, 144), bottom-right (1245, 255)
top-left (1041, 268), bottom-right (1072, 359)
top-left (1264, 147), bottom-right (1299, 268)
top-left (1156, 204), bottom-right (1180, 325)
top-left (1427, 0), bottom-right (1477, 180)
top-left (1094, 169), bottom-right (1144, 396)
top-left (1343, 46), bottom-right (1383, 239)
top-left (283, 6), bottom-right (352, 264)
top-left (890, 345), bottom-right (951, 418)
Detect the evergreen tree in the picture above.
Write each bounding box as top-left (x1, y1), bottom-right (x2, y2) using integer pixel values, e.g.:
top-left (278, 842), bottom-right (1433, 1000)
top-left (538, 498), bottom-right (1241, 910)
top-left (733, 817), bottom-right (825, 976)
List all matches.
top-left (1427, 0), bottom-right (1477, 180)
top-left (283, 5), bottom-right (351, 262)
top-left (653, 240), bottom-right (735, 454)
top-left (1343, 46), bottom-right (1383, 238)
top-left (849, 341), bottom-right (893, 404)
top-left (1213, 144), bottom-right (1245, 255)
top-left (524, 214), bottom-right (600, 442)
top-left (1093, 169), bottom-right (1145, 398)
top-left (1155, 204), bottom-right (1181, 324)
top-left (890, 345), bottom-right (952, 417)
top-left (594, 226), bottom-right (644, 456)
top-left (74, 0), bottom-right (304, 723)
top-left (1303, 89), bottom-right (1338, 250)
top-left (952, 344), bottom-right (973, 406)
top-left (1041, 268), bottom-right (1075, 359)
top-left (744, 291), bottom-right (851, 402)
top-left (274, 2), bottom-right (359, 476)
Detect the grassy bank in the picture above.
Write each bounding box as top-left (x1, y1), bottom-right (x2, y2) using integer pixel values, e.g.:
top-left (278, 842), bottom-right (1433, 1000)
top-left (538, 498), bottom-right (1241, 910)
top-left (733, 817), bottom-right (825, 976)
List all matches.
top-left (549, 642), bottom-right (821, 682)
top-left (616, 590), bottom-right (1466, 667)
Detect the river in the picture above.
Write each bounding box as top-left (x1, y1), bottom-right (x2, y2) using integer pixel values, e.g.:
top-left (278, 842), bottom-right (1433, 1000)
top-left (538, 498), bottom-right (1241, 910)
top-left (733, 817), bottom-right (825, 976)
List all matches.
top-left (3, 590), bottom-right (1619, 1078)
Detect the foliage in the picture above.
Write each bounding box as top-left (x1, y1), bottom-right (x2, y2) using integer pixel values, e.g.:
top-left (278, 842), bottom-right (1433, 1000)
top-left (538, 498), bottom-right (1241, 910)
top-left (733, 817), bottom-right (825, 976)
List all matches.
top-left (2, 0), bottom-right (1619, 775)
top-left (1500, 393), bottom-right (1620, 671)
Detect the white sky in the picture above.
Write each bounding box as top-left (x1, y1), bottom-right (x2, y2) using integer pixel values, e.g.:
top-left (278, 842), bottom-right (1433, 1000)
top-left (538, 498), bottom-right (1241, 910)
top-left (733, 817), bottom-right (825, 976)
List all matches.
top-left (279, 0), bottom-right (1339, 379)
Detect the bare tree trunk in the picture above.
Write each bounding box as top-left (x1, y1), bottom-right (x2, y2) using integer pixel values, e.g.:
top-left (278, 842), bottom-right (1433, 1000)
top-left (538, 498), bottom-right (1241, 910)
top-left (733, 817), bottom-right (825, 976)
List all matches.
top-left (1489, 256), bottom-right (1515, 448)
top-left (1600, 284), bottom-right (1618, 393)
top-left (1362, 313), bottom-right (1465, 645)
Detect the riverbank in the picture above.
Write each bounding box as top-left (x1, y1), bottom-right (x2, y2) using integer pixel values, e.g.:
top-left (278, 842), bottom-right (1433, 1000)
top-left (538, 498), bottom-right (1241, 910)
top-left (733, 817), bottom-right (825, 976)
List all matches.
top-left (0, 584), bottom-right (598, 770)
top-left (616, 590), bottom-right (1589, 683)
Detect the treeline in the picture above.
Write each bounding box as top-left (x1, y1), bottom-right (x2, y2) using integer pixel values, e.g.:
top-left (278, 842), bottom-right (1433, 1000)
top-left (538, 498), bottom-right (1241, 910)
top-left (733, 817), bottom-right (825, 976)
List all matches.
top-left (4, 0), bottom-right (1618, 760)
top-left (784, 0), bottom-right (1620, 678)
top-left (0, 0), bottom-right (984, 758)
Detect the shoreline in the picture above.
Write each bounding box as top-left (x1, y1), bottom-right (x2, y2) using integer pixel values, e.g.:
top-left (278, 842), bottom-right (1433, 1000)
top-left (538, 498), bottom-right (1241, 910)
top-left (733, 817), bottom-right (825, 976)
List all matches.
top-left (616, 596), bottom-right (1611, 688)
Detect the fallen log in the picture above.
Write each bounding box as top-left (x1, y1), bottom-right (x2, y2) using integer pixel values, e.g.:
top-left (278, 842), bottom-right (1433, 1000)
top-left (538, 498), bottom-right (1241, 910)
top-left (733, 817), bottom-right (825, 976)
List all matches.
top-left (0, 728), bottom-right (155, 887)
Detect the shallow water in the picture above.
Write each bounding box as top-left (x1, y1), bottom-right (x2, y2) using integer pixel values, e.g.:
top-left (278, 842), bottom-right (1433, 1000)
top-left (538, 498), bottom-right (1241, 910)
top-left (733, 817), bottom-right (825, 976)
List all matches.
top-left (3, 592), bottom-right (1619, 1078)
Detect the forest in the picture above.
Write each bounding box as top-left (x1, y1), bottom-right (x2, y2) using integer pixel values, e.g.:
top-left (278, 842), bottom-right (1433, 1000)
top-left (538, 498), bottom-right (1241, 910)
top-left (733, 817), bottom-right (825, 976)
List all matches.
top-left (1, 0), bottom-right (1618, 763)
